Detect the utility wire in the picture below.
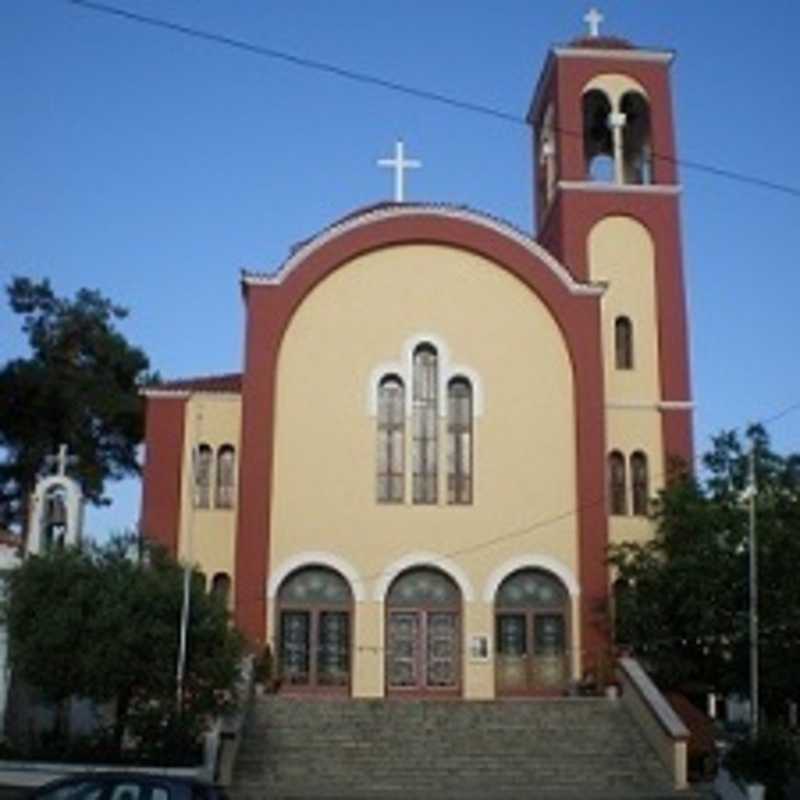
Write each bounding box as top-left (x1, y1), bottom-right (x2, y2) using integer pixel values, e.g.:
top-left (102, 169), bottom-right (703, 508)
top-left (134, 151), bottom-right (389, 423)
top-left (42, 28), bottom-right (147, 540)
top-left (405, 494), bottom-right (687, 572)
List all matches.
top-left (65, 0), bottom-right (800, 200)
top-left (241, 397), bottom-right (800, 601)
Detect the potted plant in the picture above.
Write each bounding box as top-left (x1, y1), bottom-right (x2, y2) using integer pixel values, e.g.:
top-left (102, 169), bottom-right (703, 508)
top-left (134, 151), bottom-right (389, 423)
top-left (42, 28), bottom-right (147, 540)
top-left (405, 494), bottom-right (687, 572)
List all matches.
top-left (252, 644), bottom-right (279, 694)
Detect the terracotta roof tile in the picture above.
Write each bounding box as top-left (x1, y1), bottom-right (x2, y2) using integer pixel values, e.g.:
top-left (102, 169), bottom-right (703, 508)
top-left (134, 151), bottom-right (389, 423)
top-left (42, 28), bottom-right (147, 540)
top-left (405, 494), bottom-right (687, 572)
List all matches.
top-left (148, 373), bottom-right (242, 394)
top-left (567, 36), bottom-right (636, 50)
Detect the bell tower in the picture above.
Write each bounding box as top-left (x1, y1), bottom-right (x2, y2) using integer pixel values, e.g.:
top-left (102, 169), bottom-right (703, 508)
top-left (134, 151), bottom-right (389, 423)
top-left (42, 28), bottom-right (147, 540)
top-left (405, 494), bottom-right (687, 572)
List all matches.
top-left (26, 444), bottom-right (84, 555)
top-left (528, 12), bottom-right (693, 475)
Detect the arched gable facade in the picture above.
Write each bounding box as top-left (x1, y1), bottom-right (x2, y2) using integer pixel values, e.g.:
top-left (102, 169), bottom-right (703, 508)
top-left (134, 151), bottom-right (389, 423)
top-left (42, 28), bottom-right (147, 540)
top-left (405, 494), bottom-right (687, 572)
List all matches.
top-left (234, 205), bottom-right (610, 677)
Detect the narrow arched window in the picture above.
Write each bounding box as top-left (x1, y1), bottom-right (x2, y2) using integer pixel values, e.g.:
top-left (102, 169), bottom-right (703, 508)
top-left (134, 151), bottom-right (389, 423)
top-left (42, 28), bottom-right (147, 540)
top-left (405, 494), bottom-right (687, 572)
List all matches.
top-left (412, 343), bottom-right (438, 504)
top-left (621, 92), bottom-right (653, 185)
top-left (211, 572), bottom-right (232, 606)
top-left (631, 451), bottom-right (649, 516)
top-left (582, 90), bottom-right (614, 182)
top-left (608, 451), bottom-right (627, 516)
top-left (447, 378), bottom-right (473, 505)
top-left (377, 375), bottom-right (405, 503)
top-left (215, 445), bottom-right (236, 509)
top-left (194, 444), bottom-right (212, 509)
top-left (614, 316), bottom-right (634, 370)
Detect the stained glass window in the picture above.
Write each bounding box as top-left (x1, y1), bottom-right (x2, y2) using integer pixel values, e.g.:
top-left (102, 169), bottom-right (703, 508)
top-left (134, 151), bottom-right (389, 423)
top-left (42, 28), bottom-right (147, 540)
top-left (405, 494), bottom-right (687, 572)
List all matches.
top-left (631, 451), bottom-right (649, 516)
top-left (608, 450), bottom-right (627, 515)
top-left (278, 567), bottom-right (352, 607)
top-left (495, 570), bottom-right (568, 610)
top-left (447, 377), bottom-right (473, 505)
top-left (412, 344), bottom-right (438, 504)
top-left (387, 568), bottom-right (460, 609)
top-left (194, 444), bottom-right (212, 509)
top-left (215, 444), bottom-right (236, 509)
top-left (377, 375), bottom-right (405, 503)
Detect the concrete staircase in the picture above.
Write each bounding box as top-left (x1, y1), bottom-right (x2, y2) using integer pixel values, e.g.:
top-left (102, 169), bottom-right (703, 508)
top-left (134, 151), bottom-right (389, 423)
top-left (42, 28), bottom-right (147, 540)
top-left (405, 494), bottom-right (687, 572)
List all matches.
top-left (231, 696), bottom-right (704, 800)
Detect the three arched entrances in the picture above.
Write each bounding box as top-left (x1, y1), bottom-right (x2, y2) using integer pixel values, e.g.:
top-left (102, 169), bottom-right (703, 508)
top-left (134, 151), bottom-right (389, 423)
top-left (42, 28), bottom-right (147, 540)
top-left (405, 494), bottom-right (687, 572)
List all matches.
top-left (385, 567), bottom-right (462, 696)
top-left (273, 559), bottom-right (573, 698)
top-left (276, 566), bottom-right (353, 694)
top-left (495, 569), bottom-right (571, 695)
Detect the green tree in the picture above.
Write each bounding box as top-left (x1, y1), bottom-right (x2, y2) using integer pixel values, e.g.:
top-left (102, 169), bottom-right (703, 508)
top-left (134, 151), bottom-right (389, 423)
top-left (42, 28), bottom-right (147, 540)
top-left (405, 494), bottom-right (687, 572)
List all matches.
top-left (609, 427), bottom-right (800, 715)
top-left (4, 539), bottom-right (244, 759)
top-left (0, 278), bottom-right (153, 535)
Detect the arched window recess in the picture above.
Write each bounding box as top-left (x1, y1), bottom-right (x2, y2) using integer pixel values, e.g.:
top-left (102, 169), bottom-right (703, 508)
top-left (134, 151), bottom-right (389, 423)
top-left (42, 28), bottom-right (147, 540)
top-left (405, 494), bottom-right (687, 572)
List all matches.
top-left (620, 92), bottom-right (653, 185)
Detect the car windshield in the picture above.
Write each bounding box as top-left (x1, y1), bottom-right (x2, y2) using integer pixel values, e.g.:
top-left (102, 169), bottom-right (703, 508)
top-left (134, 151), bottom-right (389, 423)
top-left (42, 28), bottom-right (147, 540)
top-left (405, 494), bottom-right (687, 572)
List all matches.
top-left (37, 782), bottom-right (103, 800)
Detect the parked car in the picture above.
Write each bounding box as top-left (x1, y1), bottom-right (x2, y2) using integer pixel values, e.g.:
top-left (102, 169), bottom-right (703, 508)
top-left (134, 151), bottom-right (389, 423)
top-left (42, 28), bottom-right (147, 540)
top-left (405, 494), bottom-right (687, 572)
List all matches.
top-left (28, 773), bottom-right (228, 800)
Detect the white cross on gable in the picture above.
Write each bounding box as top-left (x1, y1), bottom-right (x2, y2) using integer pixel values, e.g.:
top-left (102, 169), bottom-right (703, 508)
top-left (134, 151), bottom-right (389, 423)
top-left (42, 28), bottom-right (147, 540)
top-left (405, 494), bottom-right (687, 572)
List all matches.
top-left (45, 443), bottom-right (77, 477)
top-left (377, 140), bottom-right (421, 203)
top-left (584, 7), bottom-right (604, 38)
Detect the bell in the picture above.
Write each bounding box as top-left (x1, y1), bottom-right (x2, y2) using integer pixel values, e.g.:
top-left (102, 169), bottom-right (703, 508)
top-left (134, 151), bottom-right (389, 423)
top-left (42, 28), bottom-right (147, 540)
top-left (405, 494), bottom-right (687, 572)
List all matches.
top-left (46, 494), bottom-right (67, 526)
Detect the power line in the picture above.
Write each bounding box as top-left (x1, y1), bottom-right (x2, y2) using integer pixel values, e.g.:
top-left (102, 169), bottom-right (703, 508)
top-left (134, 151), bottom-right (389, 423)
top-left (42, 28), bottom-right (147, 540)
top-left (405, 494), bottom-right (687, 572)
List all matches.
top-left (64, 0), bottom-right (800, 200)
top-left (244, 397), bottom-right (800, 598)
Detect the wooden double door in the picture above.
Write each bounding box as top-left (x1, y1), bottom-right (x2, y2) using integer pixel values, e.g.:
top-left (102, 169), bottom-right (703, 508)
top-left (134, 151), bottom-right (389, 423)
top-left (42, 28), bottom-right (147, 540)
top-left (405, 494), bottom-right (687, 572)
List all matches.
top-left (386, 610), bottom-right (460, 693)
top-left (277, 567), bottom-right (352, 693)
top-left (495, 611), bottom-right (568, 694)
top-left (385, 568), bottom-right (462, 695)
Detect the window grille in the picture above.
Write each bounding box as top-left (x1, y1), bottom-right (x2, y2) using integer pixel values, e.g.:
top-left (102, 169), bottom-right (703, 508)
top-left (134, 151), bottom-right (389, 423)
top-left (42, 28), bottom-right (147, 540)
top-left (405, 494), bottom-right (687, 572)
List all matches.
top-left (608, 450), bottom-right (627, 515)
top-left (215, 445), bottom-right (236, 508)
top-left (631, 451), bottom-right (649, 516)
top-left (376, 376), bottom-right (405, 502)
top-left (447, 377), bottom-right (473, 504)
top-left (412, 344), bottom-right (438, 504)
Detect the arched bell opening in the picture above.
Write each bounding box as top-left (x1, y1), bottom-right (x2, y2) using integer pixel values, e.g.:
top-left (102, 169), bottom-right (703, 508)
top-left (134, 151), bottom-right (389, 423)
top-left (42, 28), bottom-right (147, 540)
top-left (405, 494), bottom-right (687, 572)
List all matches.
top-left (582, 89), bottom-right (614, 182)
top-left (621, 91), bottom-right (653, 185)
top-left (385, 567), bottom-right (462, 697)
top-left (494, 569), bottom-right (571, 695)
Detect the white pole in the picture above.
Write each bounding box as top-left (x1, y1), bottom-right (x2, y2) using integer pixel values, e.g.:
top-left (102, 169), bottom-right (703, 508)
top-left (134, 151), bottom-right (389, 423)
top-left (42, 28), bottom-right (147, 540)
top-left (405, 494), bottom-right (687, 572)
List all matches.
top-left (748, 443), bottom-right (759, 738)
top-left (176, 411), bottom-right (202, 710)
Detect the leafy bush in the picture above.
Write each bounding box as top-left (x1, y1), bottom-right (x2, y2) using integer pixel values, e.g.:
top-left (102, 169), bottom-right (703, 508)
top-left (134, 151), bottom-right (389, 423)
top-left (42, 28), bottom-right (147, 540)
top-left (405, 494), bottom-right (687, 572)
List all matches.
top-left (724, 727), bottom-right (800, 799)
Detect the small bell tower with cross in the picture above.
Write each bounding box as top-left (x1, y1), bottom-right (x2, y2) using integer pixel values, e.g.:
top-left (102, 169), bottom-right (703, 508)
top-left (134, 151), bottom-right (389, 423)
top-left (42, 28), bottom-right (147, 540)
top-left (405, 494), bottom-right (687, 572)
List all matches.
top-left (26, 444), bottom-right (85, 554)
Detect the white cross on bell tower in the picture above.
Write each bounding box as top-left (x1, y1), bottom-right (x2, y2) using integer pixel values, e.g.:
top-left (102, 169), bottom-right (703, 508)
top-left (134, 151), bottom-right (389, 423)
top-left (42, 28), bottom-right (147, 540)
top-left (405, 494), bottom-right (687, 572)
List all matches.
top-left (583, 7), bottom-right (604, 38)
top-left (377, 140), bottom-right (421, 203)
top-left (27, 443), bottom-right (84, 555)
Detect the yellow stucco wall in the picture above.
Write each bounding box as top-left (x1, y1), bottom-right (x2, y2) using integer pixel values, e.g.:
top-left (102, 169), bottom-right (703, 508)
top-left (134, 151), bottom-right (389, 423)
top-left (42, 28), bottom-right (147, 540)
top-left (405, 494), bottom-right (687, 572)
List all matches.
top-left (269, 243), bottom-right (580, 697)
top-left (177, 394), bottom-right (241, 599)
top-left (588, 216), bottom-right (663, 547)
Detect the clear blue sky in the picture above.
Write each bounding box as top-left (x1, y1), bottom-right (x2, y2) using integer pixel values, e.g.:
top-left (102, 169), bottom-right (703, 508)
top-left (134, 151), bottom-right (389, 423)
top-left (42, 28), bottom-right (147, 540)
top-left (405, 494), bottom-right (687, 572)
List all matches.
top-left (2, 1), bottom-right (799, 539)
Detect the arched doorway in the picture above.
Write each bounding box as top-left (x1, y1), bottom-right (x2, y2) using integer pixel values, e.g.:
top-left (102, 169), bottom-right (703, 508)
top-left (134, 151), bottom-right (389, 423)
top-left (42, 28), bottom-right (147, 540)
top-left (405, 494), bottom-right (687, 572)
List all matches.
top-left (277, 566), bottom-right (352, 694)
top-left (385, 568), bottom-right (461, 696)
top-left (495, 569), bottom-right (570, 695)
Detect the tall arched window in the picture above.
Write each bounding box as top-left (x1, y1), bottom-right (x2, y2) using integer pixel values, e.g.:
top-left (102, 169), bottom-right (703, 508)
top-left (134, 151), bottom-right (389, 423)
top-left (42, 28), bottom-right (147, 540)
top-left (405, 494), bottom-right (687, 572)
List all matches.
top-left (621, 92), bottom-right (653, 185)
top-left (211, 572), bottom-right (232, 606)
top-left (608, 450), bottom-right (627, 516)
top-left (412, 344), bottom-right (438, 504)
top-left (447, 377), bottom-right (473, 505)
top-left (377, 375), bottom-right (405, 503)
top-left (194, 444), bottom-right (212, 509)
top-left (215, 445), bottom-right (236, 509)
top-left (631, 451), bottom-right (649, 516)
top-left (582, 90), bottom-right (614, 182)
top-left (614, 316), bottom-right (634, 370)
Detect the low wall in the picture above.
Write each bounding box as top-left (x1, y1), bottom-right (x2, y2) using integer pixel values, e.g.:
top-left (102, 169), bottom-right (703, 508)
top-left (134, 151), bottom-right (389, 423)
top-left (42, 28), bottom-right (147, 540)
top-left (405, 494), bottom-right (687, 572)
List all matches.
top-left (616, 657), bottom-right (690, 789)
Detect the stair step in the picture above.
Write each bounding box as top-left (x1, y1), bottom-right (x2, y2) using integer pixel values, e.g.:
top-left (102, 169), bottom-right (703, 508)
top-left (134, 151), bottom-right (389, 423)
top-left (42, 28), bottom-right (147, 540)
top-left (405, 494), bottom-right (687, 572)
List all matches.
top-left (229, 696), bottom-right (704, 800)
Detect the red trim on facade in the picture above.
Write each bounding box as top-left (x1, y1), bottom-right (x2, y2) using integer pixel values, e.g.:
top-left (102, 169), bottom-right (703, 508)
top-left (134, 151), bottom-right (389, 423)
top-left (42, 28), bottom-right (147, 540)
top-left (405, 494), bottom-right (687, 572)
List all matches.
top-left (540, 191), bottom-right (693, 471)
top-left (235, 212), bottom-right (610, 662)
top-left (140, 396), bottom-right (187, 555)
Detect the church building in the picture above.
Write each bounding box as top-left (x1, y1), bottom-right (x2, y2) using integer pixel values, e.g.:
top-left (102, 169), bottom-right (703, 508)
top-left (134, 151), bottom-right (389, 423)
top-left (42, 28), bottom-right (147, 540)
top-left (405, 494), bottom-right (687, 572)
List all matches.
top-left (140, 16), bottom-right (693, 700)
